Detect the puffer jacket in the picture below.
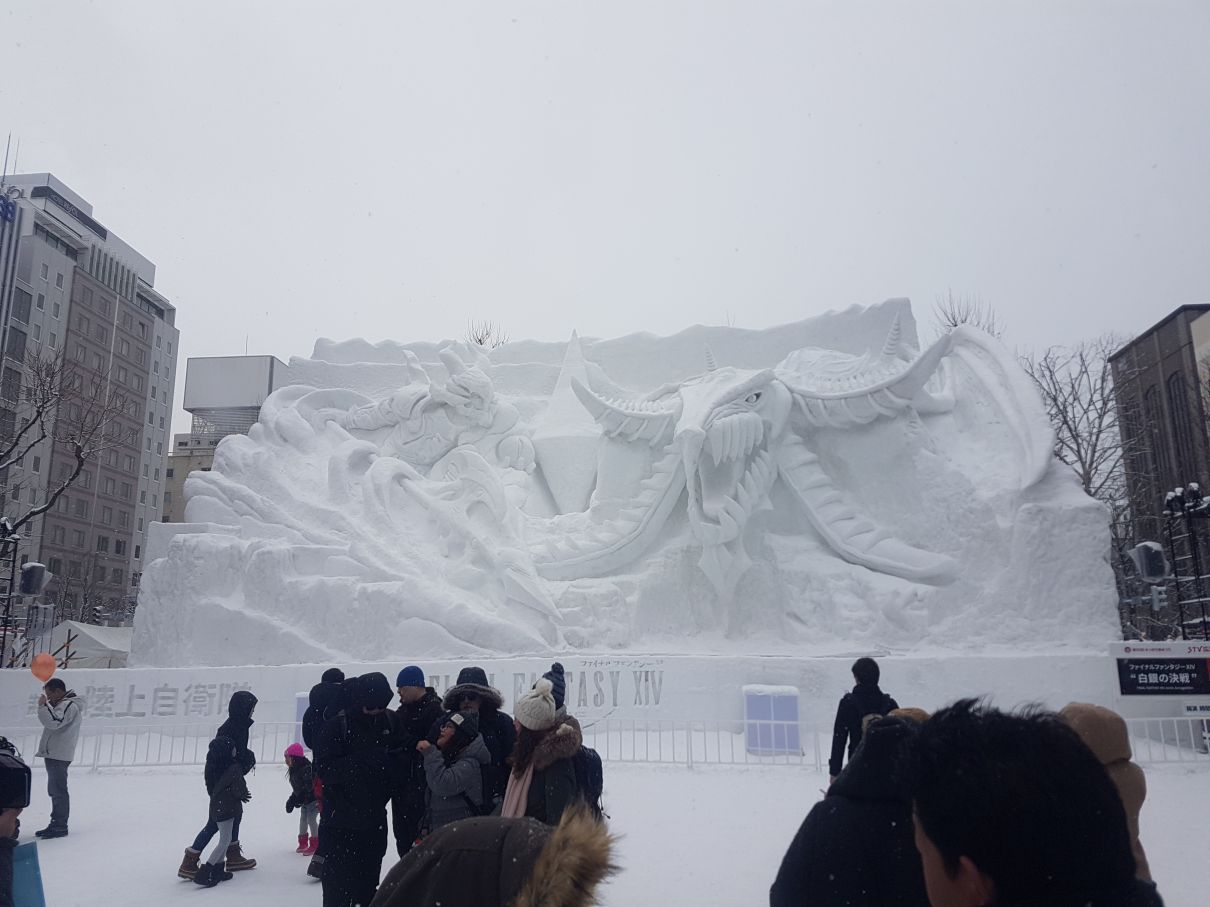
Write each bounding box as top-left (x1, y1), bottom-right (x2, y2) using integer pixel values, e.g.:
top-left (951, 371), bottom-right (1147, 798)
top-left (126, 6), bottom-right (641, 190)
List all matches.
top-left (36, 691), bottom-right (84, 762)
top-left (522, 715), bottom-right (582, 826)
top-left (422, 734), bottom-right (490, 832)
top-left (1060, 702), bottom-right (1151, 881)
top-left (216, 690), bottom-right (258, 772)
top-left (369, 805), bottom-right (616, 907)
top-left (771, 716), bottom-right (929, 907)
top-left (209, 761), bottom-right (250, 823)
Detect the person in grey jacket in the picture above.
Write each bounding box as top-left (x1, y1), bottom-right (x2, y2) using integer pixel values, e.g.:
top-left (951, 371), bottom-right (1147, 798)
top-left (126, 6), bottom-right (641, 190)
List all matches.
top-left (417, 711), bottom-right (490, 834)
top-left (35, 678), bottom-right (82, 839)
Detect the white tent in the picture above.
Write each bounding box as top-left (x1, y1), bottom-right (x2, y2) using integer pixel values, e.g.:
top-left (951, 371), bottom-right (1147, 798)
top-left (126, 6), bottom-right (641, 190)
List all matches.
top-left (37, 620), bottom-right (132, 668)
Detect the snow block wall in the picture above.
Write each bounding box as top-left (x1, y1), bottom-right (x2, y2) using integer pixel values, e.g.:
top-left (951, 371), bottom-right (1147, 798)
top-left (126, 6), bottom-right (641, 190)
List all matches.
top-left (132, 300), bottom-right (1119, 667)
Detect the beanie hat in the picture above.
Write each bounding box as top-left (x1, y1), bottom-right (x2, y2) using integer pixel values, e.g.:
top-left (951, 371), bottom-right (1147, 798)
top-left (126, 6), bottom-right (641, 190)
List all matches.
top-left (543, 663), bottom-right (566, 713)
top-left (442, 709), bottom-right (480, 744)
top-left (285, 742), bottom-right (305, 759)
top-left (350, 672), bottom-right (394, 711)
top-left (397, 666), bottom-right (425, 689)
top-left (322, 667), bottom-right (345, 684)
top-left (456, 666), bottom-right (489, 687)
top-left (515, 677), bottom-right (559, 731)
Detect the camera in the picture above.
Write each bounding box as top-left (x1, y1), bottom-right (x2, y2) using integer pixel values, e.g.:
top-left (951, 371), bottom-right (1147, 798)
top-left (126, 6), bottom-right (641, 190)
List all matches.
top-left (0, 738), bottom-right (31, 810)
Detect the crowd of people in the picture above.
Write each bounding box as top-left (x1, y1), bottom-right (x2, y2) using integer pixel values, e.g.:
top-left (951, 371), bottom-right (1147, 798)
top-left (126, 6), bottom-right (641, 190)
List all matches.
top-left (771, 657), bottom-right (1166, 907)
top-left (9, 655), bottom-right (1173, 907)
top-left (173, 661), bottom-right (610, 907)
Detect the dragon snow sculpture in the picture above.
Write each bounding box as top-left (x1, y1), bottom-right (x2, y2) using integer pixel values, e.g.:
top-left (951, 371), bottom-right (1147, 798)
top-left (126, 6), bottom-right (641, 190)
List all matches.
top-left (528, 322), bottom-right (1052, 595)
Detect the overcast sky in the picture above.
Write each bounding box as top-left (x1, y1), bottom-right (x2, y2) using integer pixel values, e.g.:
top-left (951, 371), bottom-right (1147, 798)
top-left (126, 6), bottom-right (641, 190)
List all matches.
top-left (3, 2), bottom-right (1208, 429)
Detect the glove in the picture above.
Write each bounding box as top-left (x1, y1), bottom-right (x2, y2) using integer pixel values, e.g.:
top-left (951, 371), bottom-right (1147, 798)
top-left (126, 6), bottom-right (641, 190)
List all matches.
top-left (240, 790), bottom-right (252, 803)
top-left (286, 796), bottom-right (296, 814)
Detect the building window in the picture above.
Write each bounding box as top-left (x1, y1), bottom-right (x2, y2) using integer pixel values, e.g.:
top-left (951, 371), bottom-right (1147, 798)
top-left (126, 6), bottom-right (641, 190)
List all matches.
top-left (52, 301), bottom-right (60, 318)
top-left (119, 339), bottom-right (130, 357)
top-left (147, 411), bottom-right (154, 425)
top-left (159, 416), bottom-right (165, 430)
top-left (103, 477), bottom-right (115, 495)
top-left (111, 568), bottom-right (123, 585)
top-left (31, 456), bottom-right (40, 474)
top-left (131, 571), bottom-right (141, 587)
top-left (11, 289), bottom-right (31, 324)
top-left (117, 510), bottom-right (129, 528)
top-left (134, 545), bottom-right (141, 559)
top-left (5, 328), bottom-right (26, 361)
top-left (51, 526), bottom-right (64, 544)
top-left (1, 369), bottom-right (21, 404)
top-left (115, 539), bottom-right (126, 556)
top-left (93, 564), bottom-right (105, 582)
top-left (71, 529), bottom-right (85, 548)
top-left (49, 332), bottom-right (57, 349)
top-left (156, 336), bottom-right (162, 348)
top-left (137, 517), bottom-right (143, 531)
top-left (142, 464), bottom-right (148, 478)
top-left (166, 468), bottom-right (174, 479)
top-left (35, 293), bottom-right (44, 311)
top-left (55, 273), bottom-right (63, 289)
top-left (74, 498), bottom-right (89, 519)
top-left (101, 505), bottom-right (113, 525)
top-left (117, 366), bottom-right (128, 384)
top-left (48, 557), bottom-right (62, 575)
top-left (121, 482), bottom-right (132, 499)
top-left (40, 263), bottom-right (48, 280)
top-left (164, 491), bottom-right (172, 505)
top-left (96, 536), bottom-right (109, 553)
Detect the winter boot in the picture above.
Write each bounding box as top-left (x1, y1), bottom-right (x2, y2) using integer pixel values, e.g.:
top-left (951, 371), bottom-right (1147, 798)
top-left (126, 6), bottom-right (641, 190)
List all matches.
top-left (304, 836), bottom-right (318, 856)
top-left (178, 847), bottom-right (201, 880)
top-left (224, 841), bottom-right (257, 871)
top-left (193, 862), bottom-right (219, 888)
top-left (306, 854), bottom-right (324, 880)
top-left (295, 834), bottom-right (309, 854)
top-left (213, 864), bottom-right (234, 883)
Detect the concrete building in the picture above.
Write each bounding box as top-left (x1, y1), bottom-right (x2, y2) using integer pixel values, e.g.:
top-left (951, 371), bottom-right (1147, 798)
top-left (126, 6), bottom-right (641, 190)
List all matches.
top-left (1111, 305), bottom-right (1210, 529)
top-left (163, 356), bottom-right (292, 524)
top-left (0, 173), bottom-right (178, 624)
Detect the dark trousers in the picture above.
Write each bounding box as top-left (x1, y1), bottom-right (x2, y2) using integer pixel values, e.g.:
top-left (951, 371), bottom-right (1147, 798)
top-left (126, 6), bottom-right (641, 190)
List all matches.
top-left (321, 822), bottom-right (388, 907)
top-left (390, 790), bottom-right (425, 858)
top-left (44, 758), bottom-right (70, 830)
top-left (192, 814), bottom-right (241, 852)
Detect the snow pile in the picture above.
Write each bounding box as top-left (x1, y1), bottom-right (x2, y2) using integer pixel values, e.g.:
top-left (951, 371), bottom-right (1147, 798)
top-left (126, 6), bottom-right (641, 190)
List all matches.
top-left (133, 300), bottom-right (1118, 666)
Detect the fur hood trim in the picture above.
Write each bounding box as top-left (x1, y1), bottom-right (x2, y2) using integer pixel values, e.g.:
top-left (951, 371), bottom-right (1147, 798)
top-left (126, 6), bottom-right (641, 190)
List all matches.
top-left (532, 714), bottom-right (583, 772)
top-left (442, 682), bottom-right (504, 712)
top-left (511, 804), bottom-right (617, 907)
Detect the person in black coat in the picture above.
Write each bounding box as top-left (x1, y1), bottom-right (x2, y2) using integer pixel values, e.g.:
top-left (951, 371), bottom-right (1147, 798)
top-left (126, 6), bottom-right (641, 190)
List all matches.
top-left (770, 714), bottom-right (930, 907)
top-left (440, 666), bottom-right (516, 805)
top-left (178, 689), bottom-right (259, 879)
top-left (315, 673), bottom-right (395, 907)
top-left (303, 667), bottom-right (346, 877)
top-left (829, 657), bottom-right (898, 781)
top-left (303, 668), bottom-right (346, 751)
top-left (195, 736), bottom-right (252, 888)
top-left (389, 666), bottom-right (445, 858)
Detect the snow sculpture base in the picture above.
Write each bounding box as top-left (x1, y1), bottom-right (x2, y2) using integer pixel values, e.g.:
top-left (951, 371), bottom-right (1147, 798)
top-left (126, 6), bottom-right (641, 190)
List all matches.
top-left (132, 300), bottom-right (1119, 667)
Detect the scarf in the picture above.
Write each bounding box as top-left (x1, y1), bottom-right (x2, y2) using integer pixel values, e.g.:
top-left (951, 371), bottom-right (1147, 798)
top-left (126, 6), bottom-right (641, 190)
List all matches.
top-left (499, 762), bottom-right (535, 819)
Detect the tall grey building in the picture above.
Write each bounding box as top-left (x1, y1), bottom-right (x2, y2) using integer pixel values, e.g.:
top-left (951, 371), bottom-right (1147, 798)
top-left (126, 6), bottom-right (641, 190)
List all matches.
top-left (0, 173), bottom-right (178, 625)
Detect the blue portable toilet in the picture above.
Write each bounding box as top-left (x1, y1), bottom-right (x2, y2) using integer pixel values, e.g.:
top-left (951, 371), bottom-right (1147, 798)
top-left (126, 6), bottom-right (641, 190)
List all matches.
top-left (743, 684), bottom-right (801, 756)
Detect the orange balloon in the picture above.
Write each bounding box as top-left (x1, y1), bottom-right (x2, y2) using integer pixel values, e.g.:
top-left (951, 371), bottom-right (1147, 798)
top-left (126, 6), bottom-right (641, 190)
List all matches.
top-left (31, 653), bottom-right (56, 683)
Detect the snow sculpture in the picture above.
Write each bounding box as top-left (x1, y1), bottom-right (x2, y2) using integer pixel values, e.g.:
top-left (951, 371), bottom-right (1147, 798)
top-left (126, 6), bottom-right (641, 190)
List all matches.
top-left (133, 301), bottom-right (1119, 666)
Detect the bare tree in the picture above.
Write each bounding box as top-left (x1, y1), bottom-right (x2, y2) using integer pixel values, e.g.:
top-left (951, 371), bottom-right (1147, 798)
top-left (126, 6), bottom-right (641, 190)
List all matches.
top-left (0, 352), bottom-right (130, 535)
top-left (1019, 335), bottom-right (1129, 503)
top-left (933, 289), bottom-right (1006, 339)
top-left (465, 320), bottom-right (509, 349)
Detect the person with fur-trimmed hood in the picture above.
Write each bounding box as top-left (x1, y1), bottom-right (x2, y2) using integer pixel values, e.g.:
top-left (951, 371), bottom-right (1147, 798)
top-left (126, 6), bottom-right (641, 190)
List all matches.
top-left (441, 666), bottom-right (516, 806)
top-left (368, 804), bottom-right (617, 907)
top-left (500, 668), bottom-right (582, 826)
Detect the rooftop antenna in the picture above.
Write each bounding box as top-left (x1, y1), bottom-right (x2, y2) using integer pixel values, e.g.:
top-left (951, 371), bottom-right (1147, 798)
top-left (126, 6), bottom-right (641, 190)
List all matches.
top-left (1, 133), bottom-right (10, 187)
top-left (11, 137), bottom-right (19, 176)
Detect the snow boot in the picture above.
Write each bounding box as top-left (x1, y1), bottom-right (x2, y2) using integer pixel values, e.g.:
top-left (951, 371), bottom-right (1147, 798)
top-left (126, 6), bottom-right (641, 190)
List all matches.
top-left (213, 864), bottom-right (234, 883)
top-left (178, 847), bottom-right (201, 880)
top-left (295, 834), bottom-right (309, 854)
top-left (306, 854), bottom-right (324, 880)
top-left (224, 841), bottom-right (257, 871)
top-left (193, 863), bottom-right (219, 888)
top-left (304, 836), bottom-right (318, 856)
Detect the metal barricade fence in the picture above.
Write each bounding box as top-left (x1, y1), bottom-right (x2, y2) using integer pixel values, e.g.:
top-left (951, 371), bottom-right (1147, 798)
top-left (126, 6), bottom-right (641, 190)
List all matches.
top-left (2, 716), bottom-right (1207, 770)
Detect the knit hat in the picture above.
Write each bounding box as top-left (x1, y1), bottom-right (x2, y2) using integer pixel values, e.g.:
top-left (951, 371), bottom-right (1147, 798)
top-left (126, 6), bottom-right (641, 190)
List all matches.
top-left (284, 742), bottom-right (305, 759)
top-left (397, 666), bottom-right (425, 689)
top-left (514, 677), bottom-right (559, 731)
top-left (322, 667), bottom-right (345, 684)
top-left (543, 663), bottom-right (566, 713)
top-left (441, 709), bottom-right (480, 745)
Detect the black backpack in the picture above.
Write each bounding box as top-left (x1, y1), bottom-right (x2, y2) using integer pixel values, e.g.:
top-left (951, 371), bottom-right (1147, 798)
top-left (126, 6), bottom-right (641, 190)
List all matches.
top-left (571, 745), bottom-right (605, 819)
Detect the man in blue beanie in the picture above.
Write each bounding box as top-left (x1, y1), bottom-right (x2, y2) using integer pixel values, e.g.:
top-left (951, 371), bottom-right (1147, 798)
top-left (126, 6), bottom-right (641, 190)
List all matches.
top-left (389, 666), bottom-right (444, 857)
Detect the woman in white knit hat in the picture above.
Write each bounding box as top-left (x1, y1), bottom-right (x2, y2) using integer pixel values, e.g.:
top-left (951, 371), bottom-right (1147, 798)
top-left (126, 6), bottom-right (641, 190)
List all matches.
top-left (499, 669), bottom-right (583, 826)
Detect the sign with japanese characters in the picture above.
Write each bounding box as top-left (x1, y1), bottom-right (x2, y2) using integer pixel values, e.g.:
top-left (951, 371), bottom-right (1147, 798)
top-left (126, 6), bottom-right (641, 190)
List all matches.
top-left (1116, 658), bottom-right (1210, 696)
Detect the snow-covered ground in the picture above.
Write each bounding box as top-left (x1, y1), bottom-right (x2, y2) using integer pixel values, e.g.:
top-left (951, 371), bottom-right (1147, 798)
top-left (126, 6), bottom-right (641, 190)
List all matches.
top-left (21, 761), bottom-right (1210, 906)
